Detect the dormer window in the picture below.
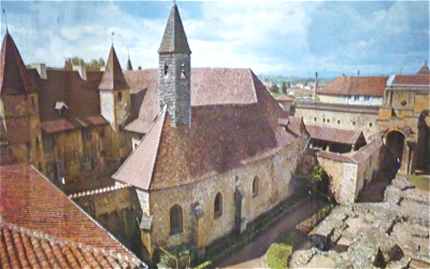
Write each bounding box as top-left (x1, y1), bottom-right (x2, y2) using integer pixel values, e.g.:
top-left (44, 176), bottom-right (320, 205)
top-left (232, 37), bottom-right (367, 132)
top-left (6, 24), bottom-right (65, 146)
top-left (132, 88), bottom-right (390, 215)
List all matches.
top-left (164, 63), bottom-right (169, 77)
top-left (180, 63), bottom-right (186, 79)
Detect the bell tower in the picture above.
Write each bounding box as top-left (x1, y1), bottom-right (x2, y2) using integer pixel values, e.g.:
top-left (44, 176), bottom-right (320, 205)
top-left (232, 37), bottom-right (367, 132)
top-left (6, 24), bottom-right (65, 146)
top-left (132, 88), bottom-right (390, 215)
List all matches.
top-left (158, 3), bottom-right (191, 127)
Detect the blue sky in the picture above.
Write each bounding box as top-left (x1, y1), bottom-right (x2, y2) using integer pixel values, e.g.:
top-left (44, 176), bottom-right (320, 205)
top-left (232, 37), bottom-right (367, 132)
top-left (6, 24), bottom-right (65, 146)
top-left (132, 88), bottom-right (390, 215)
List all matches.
top-left (1, 1), bottom-right (429, 78)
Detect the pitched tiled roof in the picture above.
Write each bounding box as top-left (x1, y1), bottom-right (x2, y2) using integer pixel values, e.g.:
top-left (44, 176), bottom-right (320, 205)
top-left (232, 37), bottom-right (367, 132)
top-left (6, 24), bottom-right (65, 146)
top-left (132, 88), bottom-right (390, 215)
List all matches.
top-left (98, 46), bottom-right (129, 91)
top-left (114, 70), bottom-right (297, 190)
top-left (158, 4), bottom-right (191, 54)
top-left (0, 221), bottom-right (144, 269)
top-left (392, 74), bottom-right (430, 86)
top-left (0, 164), bottom-right (145, 268)
top-left (124, 68), bottom-right (258, 134)
top-left (318, 76), bottom-right (388, 97)
top-left (41, 118), bottom-right (79, 134)
top-left (305, 125), bottom-right (365, 145)
top-left (0, 31), bottom-right (34, 95)
top-left (38, 70), bottom-right (103, 122)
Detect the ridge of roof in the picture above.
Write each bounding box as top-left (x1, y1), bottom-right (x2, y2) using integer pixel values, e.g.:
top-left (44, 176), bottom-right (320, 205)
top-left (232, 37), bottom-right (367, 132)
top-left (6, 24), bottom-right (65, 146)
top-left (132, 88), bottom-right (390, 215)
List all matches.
top-left (113, 107), bottom-right (167, 190)
top-left (0, 31), bottom-right (34, 95)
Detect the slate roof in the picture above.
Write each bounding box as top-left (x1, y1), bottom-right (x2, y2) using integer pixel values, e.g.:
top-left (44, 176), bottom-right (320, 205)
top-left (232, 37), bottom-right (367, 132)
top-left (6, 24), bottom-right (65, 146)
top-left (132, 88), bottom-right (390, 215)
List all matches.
top-left (0, 31), bottom-right (34, 95)
top-left (318, 76), bottom-right (388, 97)
top-left (305, 125), bottom-right (365, 145)
top-left (158, 4), bottom-right (191, 54)
top-left (98, 46), bottom-right (129, 91)
top-left (113, 70), bottom-right (297, 191)
top-left (0, 164), bottom-right (145, 268)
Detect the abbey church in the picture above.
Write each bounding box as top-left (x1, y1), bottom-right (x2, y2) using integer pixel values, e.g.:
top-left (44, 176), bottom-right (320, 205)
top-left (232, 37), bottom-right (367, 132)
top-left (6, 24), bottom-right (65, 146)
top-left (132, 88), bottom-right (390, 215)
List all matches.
top-left (0, 3), bottom-right (309, 263)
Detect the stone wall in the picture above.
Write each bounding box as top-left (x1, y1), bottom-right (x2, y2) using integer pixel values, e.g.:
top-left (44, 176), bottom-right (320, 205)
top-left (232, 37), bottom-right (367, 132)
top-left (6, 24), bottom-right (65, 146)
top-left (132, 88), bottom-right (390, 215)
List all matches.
top-left (73, 187), bottom-right (144, 257)
top-left (316, 139), bottom-right (382, 204)
top-left (145, 140), bottom-right (304, 254)
top-left (294, 102), bottom-right (379, 140)
top-left (159, 53), bottom-right (191, 127)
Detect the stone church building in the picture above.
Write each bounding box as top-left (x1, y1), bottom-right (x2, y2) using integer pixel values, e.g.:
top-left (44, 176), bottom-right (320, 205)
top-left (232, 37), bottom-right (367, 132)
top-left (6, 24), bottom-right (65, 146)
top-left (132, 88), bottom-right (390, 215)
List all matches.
top-left (113, 4), bottom-right (308, 256)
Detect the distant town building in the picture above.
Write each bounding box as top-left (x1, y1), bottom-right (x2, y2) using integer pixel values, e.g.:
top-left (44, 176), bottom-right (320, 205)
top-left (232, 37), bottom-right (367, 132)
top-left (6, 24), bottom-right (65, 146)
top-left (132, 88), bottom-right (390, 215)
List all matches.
top-left (317, 76), bottom-right (388, 106)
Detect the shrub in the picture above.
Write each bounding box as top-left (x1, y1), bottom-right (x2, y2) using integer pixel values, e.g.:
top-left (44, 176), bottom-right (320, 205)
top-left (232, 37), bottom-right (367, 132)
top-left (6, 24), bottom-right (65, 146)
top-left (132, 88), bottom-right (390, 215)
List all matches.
top-left (266, 243), bottom-right (293, 269)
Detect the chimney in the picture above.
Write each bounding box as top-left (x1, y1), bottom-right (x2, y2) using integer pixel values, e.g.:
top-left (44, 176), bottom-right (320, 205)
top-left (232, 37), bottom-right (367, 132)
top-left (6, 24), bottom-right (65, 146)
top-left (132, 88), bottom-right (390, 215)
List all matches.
top-left (28, 63), bottom-right (47, 80)
top-left (72, 62), bottom-right (87, 80)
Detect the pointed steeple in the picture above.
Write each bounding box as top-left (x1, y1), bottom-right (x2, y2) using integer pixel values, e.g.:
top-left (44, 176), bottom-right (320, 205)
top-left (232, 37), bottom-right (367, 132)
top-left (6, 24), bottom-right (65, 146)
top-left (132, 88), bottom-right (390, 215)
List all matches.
top-left (417, 60), bottom-right (430, 75)
top-left (98, 45), bottom-right (129, 91)
top-left (158, 4), bottom-right (191, 55)
top-left (126, 55), bottom-right (133, 71)
top-left (0, 31), bottom-right (33, 95)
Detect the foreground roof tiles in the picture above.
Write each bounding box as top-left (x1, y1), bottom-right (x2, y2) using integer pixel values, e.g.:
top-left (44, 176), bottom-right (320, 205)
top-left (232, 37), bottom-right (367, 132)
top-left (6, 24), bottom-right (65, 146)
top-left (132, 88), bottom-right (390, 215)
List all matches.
top-left (0, 164), bottom-right (145, 268)
top-left (318, 76), bottom-right (388, 97)
top-left (0, 31), bottom-right (34, 95)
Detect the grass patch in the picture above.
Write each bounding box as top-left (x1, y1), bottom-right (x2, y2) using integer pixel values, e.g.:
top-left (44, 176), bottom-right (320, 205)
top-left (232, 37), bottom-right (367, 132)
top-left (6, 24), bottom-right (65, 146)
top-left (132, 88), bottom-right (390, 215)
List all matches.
top-left (266, 243), bottom-right (293, 269)
top-left (266, 231), bottom-right (302, 269)
top-left (409, 175), bottom-right (430, 192)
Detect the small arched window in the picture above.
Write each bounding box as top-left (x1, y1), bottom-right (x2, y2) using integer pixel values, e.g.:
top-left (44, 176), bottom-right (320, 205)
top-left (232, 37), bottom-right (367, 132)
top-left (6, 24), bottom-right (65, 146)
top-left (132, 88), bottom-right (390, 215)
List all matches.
top-left (164, 63), bottom-right (169, 76)
top-left (214, 193), bottom-right (223, 218)
top-left (252, 177), bottom-right (259, 197)
top-left (170, 204), bottom-right (183, 235)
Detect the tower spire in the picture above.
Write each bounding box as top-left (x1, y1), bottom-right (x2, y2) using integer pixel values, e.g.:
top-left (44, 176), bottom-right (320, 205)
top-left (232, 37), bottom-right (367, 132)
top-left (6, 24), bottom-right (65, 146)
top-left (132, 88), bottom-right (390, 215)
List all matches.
top-left (2, 8), bottom-right (8, 33)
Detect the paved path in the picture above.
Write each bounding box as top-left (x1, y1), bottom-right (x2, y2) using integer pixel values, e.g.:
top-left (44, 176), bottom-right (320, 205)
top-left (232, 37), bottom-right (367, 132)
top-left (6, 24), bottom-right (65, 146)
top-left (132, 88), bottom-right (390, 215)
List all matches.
top-left (217, 198), bottom-right (324, 269)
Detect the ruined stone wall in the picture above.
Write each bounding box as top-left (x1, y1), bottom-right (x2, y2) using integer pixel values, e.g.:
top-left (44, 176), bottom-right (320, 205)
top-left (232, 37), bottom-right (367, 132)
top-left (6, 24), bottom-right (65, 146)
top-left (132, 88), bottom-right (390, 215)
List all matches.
top-left (317, 140), bottom-right (382, 204)
top-left (295, 105), bottom-right (379, 140)
top-left (147, 140), bottom-right (303, 252)
top-left (73, 187), bottom-right (143, 256)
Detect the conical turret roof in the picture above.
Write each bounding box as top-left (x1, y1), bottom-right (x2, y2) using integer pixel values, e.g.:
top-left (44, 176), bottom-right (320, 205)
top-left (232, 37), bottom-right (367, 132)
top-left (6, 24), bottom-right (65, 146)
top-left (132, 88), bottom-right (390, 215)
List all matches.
top-left (99, 45), bottom-right (129, 91)
top-left (417, 61), bottom-right (430, 75)
top-left (158, 4), bottom-right (191, 54)
top-left (0, 31), bottom-right (33, 95)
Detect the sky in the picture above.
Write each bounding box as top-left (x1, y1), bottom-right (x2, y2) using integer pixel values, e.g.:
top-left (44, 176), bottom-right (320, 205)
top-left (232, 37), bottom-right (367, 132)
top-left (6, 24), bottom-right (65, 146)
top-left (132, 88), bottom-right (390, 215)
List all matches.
top-left (1, 0), bottom-right (429, 78)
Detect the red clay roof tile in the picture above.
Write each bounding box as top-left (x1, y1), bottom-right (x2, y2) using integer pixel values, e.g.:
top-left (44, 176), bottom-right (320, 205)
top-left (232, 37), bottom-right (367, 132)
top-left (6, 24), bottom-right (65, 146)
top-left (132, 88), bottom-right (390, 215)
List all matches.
top-left (0, 164), bottom-right (145, 268)
top-left (318, 76), bottom-right (387, 97)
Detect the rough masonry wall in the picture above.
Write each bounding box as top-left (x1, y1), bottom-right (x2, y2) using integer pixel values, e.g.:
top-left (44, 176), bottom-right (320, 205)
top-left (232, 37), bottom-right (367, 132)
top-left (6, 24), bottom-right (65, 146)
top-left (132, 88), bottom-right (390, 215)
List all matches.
top-left (159, 53), bottom-right (191, 126)
top-left (147, 141), bottom-right (303, 252)
top-left (295, 106), bottom-right (379, 140)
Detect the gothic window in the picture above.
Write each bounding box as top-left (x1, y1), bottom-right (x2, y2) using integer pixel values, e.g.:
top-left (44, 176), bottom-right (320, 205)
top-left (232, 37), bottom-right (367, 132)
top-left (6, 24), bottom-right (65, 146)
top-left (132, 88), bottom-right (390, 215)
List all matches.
top-left (170, 204), bottom-right (183, 235)
top-left (118, 92), bottom-right (123, 102)
top-left (314, 117), bottom-right (317, 122)
top-left (164, 63), bottom-right (169, 77)
top-left (337, 120), bottom-right (341, 124)
top-left (180, 63), bottom-right (187, 79)
top-left (369, 122), bottom-right (373, 127)
top-left (252, 176), bottom-right (259, 197)
top-left (214, 193), bottom-right (223, 218)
